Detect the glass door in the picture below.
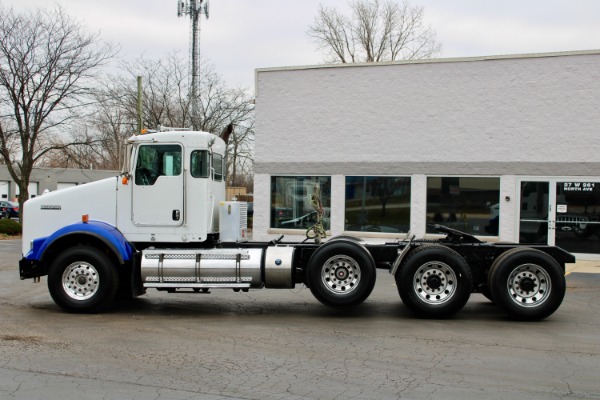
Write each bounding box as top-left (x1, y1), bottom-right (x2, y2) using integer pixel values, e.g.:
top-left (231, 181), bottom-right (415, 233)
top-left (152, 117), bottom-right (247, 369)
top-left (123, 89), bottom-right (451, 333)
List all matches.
top-left (555, 181), bottom-right (600, 254)
top-left (519, 179), bottom-right (600, 255)
top-left (518, 181), bottom-right (550, 244)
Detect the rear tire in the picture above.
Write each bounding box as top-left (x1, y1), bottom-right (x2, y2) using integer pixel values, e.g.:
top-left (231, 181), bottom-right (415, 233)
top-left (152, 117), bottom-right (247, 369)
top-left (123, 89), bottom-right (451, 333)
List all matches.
top-left (307, 240), bottom-right (376, 308)
top-left (48, 246), bottom-right (119, 313)
top-left (488, 248), bottom-right (565, 320)
top-left (396, 244), bottom-right (472, 318)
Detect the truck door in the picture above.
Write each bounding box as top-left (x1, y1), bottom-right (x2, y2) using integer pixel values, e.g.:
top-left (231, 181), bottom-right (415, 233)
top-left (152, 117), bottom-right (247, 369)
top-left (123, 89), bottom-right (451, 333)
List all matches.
top-left (132, 143), bottom-right (184, 226)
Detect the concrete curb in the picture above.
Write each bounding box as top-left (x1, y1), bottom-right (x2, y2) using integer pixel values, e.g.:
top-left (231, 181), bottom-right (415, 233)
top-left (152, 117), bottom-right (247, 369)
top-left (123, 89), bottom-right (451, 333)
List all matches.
top-left (566, 260), bottom-right (600, 274)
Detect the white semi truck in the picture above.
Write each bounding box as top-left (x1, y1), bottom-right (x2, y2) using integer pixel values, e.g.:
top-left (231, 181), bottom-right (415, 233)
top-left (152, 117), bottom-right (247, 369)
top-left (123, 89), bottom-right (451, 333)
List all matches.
top-left (19, 129), bottom-right (575, 320)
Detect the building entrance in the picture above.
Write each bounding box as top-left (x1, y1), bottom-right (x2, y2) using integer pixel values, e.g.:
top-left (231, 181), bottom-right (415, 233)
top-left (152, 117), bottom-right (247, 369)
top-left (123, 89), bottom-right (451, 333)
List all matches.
top-left (518, 179), bottom-right (600, 255)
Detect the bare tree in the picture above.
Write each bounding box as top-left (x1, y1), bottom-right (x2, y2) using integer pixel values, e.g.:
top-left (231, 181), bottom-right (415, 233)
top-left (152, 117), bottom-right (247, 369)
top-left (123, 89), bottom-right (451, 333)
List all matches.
top-left (308, 0), bottom-right (441, 63)
top-left (85, 91), bottom-right (132, 170)
top-left (0, 4), bottom-right (116, 216)
top-left (119, 54), bottom-right (191, 131)
top-left (50, 54), bottom-right (191, 170)
top-left (43, 126), bottom-right (121, 170)
top-left (61, 54), bottom-right (255, 186)
top-left (226, 120), bottom-right (254, 189)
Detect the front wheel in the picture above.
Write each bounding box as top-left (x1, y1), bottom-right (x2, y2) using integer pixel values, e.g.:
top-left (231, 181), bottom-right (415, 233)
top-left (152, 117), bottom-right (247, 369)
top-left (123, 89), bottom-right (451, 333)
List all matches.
top-left (488, 248), bottom-right (565, 320)
top-left (48, 246), bottom-right (119, 313)
top-left (396, 244), bottom-right (472, 318)
top-left (307, 240), bottom-right (376, 308)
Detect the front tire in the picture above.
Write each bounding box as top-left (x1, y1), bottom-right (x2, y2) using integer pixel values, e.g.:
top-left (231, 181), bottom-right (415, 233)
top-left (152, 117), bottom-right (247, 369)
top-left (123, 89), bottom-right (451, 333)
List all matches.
top-left (307, 240), bottom-right (376, 308)
top-left (396, 244), bottom-right (472, 318)
top-left (488, 248), bottom-right (565, 321)
top-left (48, 246), bottom-right (119, 313)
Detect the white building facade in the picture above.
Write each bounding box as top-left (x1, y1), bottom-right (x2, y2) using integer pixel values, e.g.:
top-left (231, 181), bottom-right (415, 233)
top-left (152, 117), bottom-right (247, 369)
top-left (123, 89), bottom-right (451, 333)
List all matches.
top-left (253, 50), bottom-right (600, 259)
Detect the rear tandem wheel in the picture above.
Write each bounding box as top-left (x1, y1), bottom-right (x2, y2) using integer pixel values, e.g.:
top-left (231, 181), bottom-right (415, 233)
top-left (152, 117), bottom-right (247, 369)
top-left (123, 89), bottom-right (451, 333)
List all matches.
top-left (488, 247), bottom-right (566, 321)
top-left (307, 240), bottom-right (377, 308)
top-left (396, 244), bottom-right (473, 318)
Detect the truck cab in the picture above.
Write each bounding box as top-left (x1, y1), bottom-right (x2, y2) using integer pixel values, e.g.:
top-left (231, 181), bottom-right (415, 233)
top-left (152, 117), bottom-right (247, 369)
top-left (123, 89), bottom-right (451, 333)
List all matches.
top-left (118, 130), bottom-right (226, 244)
top-left (21, 130), bottom-right (227, 269)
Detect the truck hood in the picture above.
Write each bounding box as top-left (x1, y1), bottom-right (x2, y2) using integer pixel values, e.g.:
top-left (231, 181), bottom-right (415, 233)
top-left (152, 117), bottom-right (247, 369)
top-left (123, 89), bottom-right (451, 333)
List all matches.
top-left (22, 177), bottom-right (119, 256)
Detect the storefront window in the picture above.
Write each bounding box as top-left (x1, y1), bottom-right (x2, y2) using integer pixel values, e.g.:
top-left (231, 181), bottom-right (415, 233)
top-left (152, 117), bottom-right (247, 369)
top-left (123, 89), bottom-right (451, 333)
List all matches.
top-left (345, 176), bottom-right (411, 233)
top-left (426, 177), bottom-right (500, 236)
top-left (270, 176), bottom-right (331, 229)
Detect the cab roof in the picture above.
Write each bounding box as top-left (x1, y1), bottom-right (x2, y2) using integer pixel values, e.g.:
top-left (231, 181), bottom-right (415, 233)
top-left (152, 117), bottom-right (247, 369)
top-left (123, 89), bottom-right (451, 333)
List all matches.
top-left (127, 130), bottom-right (226, 152)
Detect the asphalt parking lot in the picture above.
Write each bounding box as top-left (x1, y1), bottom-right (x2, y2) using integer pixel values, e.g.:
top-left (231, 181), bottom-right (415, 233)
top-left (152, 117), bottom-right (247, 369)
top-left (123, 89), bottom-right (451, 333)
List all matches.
top-left (1, 239), bottom-right (599, 400)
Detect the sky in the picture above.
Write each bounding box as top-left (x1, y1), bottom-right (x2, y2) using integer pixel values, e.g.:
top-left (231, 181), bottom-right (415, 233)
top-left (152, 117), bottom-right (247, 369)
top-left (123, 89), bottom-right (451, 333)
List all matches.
top-left (4, 0), bottom-right (600, 91)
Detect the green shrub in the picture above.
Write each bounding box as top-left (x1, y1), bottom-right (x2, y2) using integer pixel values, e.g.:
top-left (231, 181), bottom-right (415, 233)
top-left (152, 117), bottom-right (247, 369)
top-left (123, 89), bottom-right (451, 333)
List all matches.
top-left (0, 219), bottom-right (22, 236)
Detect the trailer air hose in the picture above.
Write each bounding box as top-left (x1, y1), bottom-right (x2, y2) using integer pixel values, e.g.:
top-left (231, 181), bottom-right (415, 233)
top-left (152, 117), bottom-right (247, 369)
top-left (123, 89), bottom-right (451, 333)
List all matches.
top-left (306, 182), bottom-right (326, 243)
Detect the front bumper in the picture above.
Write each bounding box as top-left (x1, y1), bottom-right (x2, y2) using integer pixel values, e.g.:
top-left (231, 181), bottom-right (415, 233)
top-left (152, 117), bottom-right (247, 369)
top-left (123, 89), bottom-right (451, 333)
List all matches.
top-left (19, 257), bottom-right (47, 279)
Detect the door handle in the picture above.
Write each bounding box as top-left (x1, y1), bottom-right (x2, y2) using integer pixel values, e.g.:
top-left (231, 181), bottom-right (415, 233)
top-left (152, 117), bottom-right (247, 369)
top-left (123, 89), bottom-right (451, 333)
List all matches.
top-left (172, 210), bottom-right (180, 221)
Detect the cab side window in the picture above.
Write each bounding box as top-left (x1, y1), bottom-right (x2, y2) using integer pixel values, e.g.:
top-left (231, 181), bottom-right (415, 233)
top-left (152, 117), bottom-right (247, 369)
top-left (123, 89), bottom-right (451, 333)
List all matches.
top-left (135, 144), bottom-right (182, 186)
top-left (191, 150), bottom-right (209, 178)
top-left (212, 153), bottom-right (223, 182)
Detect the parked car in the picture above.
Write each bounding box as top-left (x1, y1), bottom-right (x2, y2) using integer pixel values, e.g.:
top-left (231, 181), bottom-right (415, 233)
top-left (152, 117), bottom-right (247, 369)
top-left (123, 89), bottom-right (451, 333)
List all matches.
top-left (0, 201), bottom-right (19, 218)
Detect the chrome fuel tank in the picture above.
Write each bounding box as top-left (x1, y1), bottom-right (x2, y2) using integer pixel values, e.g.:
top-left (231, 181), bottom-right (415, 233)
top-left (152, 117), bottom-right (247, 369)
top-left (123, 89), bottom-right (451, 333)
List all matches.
top-left (141, 248), bottom-right (264, 288)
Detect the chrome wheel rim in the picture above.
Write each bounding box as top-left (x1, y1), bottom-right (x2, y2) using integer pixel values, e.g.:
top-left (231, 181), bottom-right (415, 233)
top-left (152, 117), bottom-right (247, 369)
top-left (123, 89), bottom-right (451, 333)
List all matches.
top-left (62, 262), bottom-right (100, 301)
top-left (413, 261), bottom-right (457, 304)
top-left (321, 255), bottom-right (360, 294)
top-left (507, 264), bottom-right (551, 307)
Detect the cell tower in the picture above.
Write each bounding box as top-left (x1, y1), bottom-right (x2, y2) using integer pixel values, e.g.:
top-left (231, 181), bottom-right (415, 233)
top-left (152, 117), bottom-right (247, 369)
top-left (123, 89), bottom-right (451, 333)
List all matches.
top-left (177, 0), bottom-right (210, 130)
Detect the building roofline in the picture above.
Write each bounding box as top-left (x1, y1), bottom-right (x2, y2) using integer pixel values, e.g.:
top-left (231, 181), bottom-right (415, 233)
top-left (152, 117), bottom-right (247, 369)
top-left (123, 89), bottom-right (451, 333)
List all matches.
top-left (255, 48), bottom-right (600, 77)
